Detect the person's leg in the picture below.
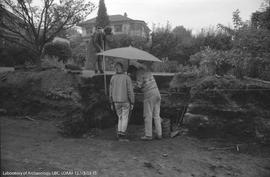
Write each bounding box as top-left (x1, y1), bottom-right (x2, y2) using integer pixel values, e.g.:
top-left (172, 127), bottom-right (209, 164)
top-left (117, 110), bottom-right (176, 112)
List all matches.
top-left (114, 103), bottom-right (122, 137)
top-left (120, 103), bottom-right (130, 135)
top-left (153, 96), bottom-right (162, 138)
top-left (142, 99), bottom-right (153, 139)
top-left (97, 56), bottom-right (103, 73)
top-left (93, 55), bottom-right (98, 73)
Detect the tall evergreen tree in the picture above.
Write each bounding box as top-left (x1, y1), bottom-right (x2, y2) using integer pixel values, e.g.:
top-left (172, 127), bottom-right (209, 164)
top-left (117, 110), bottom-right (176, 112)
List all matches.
top-left (96, 0), bottom-right (110, 28)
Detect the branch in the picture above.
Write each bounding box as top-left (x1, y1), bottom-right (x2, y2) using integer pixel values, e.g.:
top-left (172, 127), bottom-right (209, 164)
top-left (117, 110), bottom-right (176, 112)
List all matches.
top-left (3, 0), bottom-right (38, 43)
top-left (45, 13), bottom-right (73, 43)
top-left (18, 1), bottom-right (38, 42)
top-left (43, 0), bottom-right (54, 46)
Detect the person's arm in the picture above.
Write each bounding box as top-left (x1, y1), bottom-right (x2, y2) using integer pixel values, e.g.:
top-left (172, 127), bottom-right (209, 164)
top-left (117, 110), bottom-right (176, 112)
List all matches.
top-left (126, 76), bottom-right (135, 105)
top-left (136, 72), bottom-right (143, 89)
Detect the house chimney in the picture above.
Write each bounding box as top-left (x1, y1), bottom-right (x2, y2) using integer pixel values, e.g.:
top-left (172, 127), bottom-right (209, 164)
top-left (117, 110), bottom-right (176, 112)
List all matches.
top-left (124, 12), bottom-right (127, 17)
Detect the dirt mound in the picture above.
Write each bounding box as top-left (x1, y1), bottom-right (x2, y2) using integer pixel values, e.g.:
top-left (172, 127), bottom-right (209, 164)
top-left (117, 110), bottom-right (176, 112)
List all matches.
top-left (0, 69), bottom-right (81, 118)
top-left (2, 69), bottom-right (269, 142)
top-left (0, 69), bottom-right (118, 137)
top-left (170, 74), bottom-right (270, 143)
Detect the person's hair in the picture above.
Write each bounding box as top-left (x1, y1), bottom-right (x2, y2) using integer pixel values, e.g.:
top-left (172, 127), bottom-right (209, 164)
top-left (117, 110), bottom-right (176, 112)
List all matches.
top-left (127, 65), bottom-right (137, 74)
top-left (115, 62), bottom-right (124, 69)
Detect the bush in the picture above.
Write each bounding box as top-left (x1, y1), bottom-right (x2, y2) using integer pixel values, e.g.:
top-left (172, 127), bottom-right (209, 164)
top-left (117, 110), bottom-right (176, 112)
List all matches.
top-left (70, 35), bottom-right (87, 67)
top-left (245, 55), bottom-right (270, 81)
top-left (151, 60), bottom-right (180, 72)
top-left (0, 46), bottom-right (35, 66)
top-left (42, 42), bottom-right (72, 63)
top-left (190, 48), bottom-right (233, 76)
top-left (189, 47), bottom-right (270, 80)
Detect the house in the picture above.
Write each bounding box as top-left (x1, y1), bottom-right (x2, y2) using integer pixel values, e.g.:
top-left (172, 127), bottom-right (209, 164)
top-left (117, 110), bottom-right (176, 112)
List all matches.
top-left (77, 13), bottom-right (150, 38)
top-left (0, 7), bottom-right (26, 48)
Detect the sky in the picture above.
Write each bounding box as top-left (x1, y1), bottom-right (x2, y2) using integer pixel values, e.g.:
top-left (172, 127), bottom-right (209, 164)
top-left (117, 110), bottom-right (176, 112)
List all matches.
top-left (86, 0), bottom-right (263, 34)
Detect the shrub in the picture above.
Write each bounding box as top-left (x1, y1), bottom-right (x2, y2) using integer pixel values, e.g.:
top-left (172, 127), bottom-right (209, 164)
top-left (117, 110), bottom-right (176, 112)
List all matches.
top-left (190, 48), bottom-right (270, 80)
top-left (151, 60), bottom-right (180, 72)
top-left (190, 48), bottom-right (233, 76)
top-left (42, 42), bottom-right (72, 63)
top-left (70, 36), bottom-right (87, 67)
top-left (0, 45), bottom-right (35, 66)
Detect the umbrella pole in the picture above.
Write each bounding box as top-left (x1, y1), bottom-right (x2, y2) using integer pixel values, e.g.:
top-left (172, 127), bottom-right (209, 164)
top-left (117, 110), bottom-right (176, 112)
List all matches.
top-left (102, 32), bottom-right (107, 96)
top-left (103, 55), bottom-right (107, 95)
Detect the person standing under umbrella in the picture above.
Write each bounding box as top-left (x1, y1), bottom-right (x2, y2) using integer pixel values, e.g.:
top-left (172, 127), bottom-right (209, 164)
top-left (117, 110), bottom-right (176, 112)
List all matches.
top-left (136, 67), bottom-right (162, 140)
top-left (109, 62), bottom-right (134, 141)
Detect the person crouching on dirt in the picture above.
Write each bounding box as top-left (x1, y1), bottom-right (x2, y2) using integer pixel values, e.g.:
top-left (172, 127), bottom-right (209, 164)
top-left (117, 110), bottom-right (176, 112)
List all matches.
top-left (109, 62), bottom-right (135, 142)
top-left (136, 67), bottom-right (162, 140)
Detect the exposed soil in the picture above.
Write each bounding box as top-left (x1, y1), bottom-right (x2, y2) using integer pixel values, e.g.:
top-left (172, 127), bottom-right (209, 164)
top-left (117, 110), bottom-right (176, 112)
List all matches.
top-left (1, 116), bottom-right (270, 177)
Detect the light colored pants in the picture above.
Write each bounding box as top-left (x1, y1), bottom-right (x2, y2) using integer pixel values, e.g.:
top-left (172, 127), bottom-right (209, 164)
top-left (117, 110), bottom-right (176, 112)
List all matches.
top-left (114, 102), bottom-right (130, 135)
top-left (143, 93), bottom-right (162, 137)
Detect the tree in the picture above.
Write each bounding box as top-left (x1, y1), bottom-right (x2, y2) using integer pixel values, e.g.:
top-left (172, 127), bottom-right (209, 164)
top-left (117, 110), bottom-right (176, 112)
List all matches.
top-left (194, 28), bottom-right (233, 51)
top-left (251, 2), bottom-right (270, 30)
top-left (0, 0), bottom-right (95, 62)
top-left (172, 26), bottom-right (197, 64)
top-left (96, 0), bottom-right (110, 28)
top-left (150, 23), bottom-right (177, 61)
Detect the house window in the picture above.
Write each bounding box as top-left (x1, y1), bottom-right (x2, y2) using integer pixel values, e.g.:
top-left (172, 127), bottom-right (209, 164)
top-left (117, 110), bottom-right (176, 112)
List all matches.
top-left (130, 23), bottom-right (141, 31)
top-left (114, 24), bottom-right (122, 32)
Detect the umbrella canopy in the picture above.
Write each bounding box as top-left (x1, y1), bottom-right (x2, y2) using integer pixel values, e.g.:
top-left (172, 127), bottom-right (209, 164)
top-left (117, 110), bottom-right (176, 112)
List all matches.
top-left (97, 46), bottom-right (161, 62)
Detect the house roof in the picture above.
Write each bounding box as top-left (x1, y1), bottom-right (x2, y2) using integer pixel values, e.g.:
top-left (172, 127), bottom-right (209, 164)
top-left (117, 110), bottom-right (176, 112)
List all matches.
top-left (1, 7), bottom-right (24, 23)
top-left (78, 15), bottom-right (131, 26)
top-left (78, 14), bottom-right (148, 28)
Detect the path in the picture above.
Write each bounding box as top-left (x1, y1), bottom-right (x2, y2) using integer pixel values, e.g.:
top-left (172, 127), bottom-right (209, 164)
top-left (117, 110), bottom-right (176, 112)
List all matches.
top-left (1, 116), bottom-right (270, 177)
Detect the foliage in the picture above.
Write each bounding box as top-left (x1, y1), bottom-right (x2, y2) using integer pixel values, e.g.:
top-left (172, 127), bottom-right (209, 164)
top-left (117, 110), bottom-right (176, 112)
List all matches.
top-left (190, 48), bottom-right (245, 78)
top-left (151, 60), bottom-right (181, 73)
top-left (150, 24), bottom-right (178, 61)
top-left (69, 34), bottom-right (87, 66)
top-left (0, 45), bottom-right (35, 66)
top-left (234, 27), bottom-right (270, 56)
top-left (194, 29), bottom-right (233, 51)
top-left (108, 34), bottom-right (150, 50)
top-left (151, 61), bottom-right (201, 74)
top-left (0, 0), bottom-right (95, 62)
top-left (215, 7), bottom-right (270, 80)
top-left (42, 42), bottom-right (72, 62)
top-left (251, 6), bottom-right (270, 30)
top-left (150, 24), bottom-right (233, 66)
top-left (190, 47), bottom-right (270, 80)
top-left (96, 0), bottom-right (110, 28)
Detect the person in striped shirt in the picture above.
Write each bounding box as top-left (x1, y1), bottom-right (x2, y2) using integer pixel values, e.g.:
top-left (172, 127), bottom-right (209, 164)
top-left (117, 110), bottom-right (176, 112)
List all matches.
top-left (136, 67), bottom-right (162, 140)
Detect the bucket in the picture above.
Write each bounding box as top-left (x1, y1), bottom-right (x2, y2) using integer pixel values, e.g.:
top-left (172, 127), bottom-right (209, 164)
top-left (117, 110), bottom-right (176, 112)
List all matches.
top-left (161, 118), bottom-right (171, 138)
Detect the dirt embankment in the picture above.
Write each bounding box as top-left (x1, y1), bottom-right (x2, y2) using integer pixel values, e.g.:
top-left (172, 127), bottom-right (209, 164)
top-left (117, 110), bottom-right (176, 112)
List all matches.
top-left (1, 69), bottom-right (270, 177)
top-left (170, 74), bottom-right (270, 143)
top-left (0, 69), bottom-right (81, 119)
top-left (0, 69), bottom-right (175, 137)
top-left (1, 69), bottom-right (270, 143)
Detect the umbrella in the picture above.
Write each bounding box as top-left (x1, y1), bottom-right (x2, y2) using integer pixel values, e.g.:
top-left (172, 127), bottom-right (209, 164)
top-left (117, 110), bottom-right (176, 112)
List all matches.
top-left (97, 46), bottom-right (161, 95)
top-left (97, 46), bottom-right (161, 62)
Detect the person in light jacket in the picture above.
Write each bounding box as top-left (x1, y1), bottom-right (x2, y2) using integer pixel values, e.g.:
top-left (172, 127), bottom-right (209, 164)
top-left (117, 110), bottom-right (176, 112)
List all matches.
top-left (109, 62), bottom-right (134, 141)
